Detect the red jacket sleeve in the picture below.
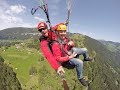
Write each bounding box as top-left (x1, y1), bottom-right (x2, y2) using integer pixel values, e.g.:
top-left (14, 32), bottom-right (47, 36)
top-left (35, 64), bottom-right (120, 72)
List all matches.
top-left (52, 42), bottom-right (69, 62)
top-left (40, 40), bottom-right (60, 70)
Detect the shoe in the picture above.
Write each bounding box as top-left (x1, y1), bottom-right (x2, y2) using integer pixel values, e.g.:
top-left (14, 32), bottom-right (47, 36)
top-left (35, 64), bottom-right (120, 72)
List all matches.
top-left (84, 57), bottom-right (93, 61)
top-left (79, 78), bottom-right (89, 86)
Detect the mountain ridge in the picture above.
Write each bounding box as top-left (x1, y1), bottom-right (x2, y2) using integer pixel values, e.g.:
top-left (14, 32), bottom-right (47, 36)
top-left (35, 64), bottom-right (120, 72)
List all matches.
top-left (0, 27), bottom-right (40, 40)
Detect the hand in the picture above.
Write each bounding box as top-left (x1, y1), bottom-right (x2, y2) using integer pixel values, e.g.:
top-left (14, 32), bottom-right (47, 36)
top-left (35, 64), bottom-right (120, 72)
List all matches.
top-left (68, 41), bottom-right (75, 47)
top-left (68, 51), bottom-right (72, 55)
top-left (57, 66), bottom-right (65, 75)
top-left (69, 52), bottom-right (77, 59)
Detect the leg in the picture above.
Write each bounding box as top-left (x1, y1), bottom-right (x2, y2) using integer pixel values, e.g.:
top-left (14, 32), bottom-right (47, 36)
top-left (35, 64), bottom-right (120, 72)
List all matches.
top-left (70, 47), bottom-right (93, 61)
top-left (68, 58), bottom-right (83, 79)
top-left (71, 47), bottom-right (89, 59)
top-left (67, 58), bottom-right (89, 86)
top-left (62, 61), bottom-right (75, 69)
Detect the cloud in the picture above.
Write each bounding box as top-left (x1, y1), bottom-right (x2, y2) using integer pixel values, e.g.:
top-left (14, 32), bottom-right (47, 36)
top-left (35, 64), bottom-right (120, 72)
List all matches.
top-left (0, 13), bottom-right (33, 29)
top-left (80, 31), bottom-right (94, 36)
top-left (34, 16), bottom-right (45, 22)
top-left (0, 14), bottom-right (23, 23)
top-left (0, 1), bottom-right (34, 30)
top-left (5, 5), bottom-right (26, 15)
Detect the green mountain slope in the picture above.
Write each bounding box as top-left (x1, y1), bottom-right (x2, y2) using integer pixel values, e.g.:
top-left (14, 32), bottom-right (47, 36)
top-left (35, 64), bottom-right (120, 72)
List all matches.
top-left (0, 28), bottom-right (120, 90)
top-left (0, 56), bottom-right (22, 90)
top-left (84, 36), bottom-right (120, 90)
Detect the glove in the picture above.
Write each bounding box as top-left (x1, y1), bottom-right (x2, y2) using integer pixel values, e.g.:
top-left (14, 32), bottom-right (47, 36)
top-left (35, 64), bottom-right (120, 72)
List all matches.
top-left (57, 66), bottom-right (65, 75)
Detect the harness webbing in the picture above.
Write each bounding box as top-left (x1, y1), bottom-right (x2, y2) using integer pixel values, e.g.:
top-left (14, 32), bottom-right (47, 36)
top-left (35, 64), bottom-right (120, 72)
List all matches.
top-left (31, 0), bottom-right (54, 41)
top-left (51, 40), bottom-right (69, 56)
top-left (66, 0), bottom-right (73, 32)
top-left (31, 0), bottom-right (52, 31)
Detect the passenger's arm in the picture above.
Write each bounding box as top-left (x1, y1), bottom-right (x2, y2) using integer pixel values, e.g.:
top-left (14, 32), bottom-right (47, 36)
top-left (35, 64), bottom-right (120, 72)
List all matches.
top-left (52, 43), bottom-right (70, 62)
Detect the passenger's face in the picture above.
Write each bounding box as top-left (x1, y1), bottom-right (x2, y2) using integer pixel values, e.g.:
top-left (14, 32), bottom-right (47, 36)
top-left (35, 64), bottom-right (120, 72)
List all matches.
top-left (57, 30), bottom-right (66, 39)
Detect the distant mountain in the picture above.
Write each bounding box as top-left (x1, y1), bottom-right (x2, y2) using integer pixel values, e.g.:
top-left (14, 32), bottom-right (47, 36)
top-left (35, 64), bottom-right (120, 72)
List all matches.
top-left (0, 27), bottom-right (40, 40)
top-left (99, 40), bottom-right (120, 68)
top-left (99, 40), bottom-right (120, 46)
top-left (99, 40), bottom-right (120, 52)
top-left (0, 27), bottom-right (83, 40)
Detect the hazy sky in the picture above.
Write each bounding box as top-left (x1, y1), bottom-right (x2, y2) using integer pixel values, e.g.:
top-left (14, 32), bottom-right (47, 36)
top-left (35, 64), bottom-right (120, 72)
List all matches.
top-left (0, 0), bottom-right (120, 42)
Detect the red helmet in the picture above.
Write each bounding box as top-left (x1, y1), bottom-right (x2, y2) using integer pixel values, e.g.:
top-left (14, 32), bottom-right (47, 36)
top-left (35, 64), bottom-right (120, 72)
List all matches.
top-left (37, 22), bottom-right (48, 30)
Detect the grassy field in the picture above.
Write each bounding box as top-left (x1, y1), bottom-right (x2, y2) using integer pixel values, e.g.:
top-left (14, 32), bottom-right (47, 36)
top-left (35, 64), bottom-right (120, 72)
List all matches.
top-left (1, 45), bottom-right (63, 90)
top-left (1, 45), bottom-right (83, 90)
top-left (1, 45), bottom-right (40, 87)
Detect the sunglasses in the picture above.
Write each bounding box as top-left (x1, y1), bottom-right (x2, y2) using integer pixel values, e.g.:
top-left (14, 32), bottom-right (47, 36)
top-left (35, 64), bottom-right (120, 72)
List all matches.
top-left (38, 28), bottom-right (46, 32)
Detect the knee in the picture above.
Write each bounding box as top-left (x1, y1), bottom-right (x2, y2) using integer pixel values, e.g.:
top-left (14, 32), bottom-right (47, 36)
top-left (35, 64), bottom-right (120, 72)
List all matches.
top-left (76, 59), bottom-right (83, 66)
top-left (82, 48), bottom-right (88, 52)
top-left (72, 47), bottom-right (77, 51)
top-left (79, 60), bottom-right (83, 65)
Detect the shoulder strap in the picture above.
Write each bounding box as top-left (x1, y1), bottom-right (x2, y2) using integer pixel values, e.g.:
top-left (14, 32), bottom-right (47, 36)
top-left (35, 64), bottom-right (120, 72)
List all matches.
top-left (48, 39), bottom-right (69, 56)
top-left (39, 35), bottom-right (47, 42)
top-left (53, 40), bottom-right (69, 56)
top-left (48, 40), bottom-right (59, 53)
